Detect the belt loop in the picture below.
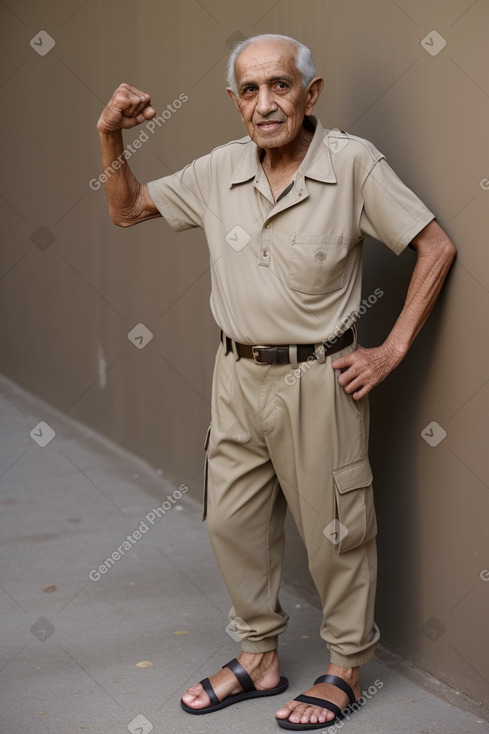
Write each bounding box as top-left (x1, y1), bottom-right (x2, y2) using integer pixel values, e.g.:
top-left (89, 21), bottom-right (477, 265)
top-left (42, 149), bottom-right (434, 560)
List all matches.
top-left (231, 339), bottom-right (241, 361)
top-left (351, 322), bottom-right (358, 344)
top-left (288, 344), bottom-right (299, 369)
top-left (221, 330), bottom-right (232, 356)
top-left (314, 342), bottom-right (327, 364)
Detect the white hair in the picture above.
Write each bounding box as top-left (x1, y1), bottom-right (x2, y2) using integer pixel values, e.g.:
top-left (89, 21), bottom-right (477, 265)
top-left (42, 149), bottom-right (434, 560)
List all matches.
top-left (226, 33), bottom-right (316, 95)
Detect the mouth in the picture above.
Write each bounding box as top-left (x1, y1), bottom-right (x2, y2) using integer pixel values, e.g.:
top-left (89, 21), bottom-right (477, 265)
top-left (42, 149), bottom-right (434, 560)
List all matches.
top-left (256, 121), bottom-right (283, 132)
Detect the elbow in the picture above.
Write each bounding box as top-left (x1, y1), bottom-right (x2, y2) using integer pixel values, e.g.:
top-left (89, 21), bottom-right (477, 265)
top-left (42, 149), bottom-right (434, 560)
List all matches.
top-left (109, 207), bottom-right (138, 228)
top-left (444, 236), bottom-right (457, 266)
top-left (112, 217), bottom-right (136, 228)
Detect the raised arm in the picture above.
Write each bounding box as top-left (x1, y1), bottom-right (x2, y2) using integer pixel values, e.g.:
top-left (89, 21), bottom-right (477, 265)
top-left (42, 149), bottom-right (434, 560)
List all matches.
top-left (97, 83), bottom-right (161, 227)
top-left (331, 219), bottom-right (457, 399)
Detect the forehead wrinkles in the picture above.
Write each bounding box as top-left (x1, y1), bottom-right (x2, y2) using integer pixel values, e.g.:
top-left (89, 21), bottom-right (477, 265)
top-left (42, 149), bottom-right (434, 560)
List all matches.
top-left (235, 46), bottom-right (299, 85)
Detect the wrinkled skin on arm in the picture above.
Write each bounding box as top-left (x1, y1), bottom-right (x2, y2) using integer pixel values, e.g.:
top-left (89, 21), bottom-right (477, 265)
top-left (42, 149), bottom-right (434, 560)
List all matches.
top-left (97, 83), bottom-right (161, 227)
top-left (332, 219), bottom-right (457, 399)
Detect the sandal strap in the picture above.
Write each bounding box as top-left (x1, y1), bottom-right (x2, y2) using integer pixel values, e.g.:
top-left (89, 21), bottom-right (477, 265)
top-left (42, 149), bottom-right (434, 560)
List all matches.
top-left (199, 677), bottom-right (220, 706)
top-left (222, 658), bottom-right (256, 693)
top-left (313, 674), bottom-right (356, 706)
top-left (295, 694), bottom-right (342, 718)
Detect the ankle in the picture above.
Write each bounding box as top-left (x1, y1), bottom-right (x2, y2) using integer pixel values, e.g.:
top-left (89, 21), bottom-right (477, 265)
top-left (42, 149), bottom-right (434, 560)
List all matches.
top-left (238, 650), bottom-right (278, 668)
top-left (238, 650), bottom-right (278, 671)
top-left (327, 663), bottom-right (359, 682)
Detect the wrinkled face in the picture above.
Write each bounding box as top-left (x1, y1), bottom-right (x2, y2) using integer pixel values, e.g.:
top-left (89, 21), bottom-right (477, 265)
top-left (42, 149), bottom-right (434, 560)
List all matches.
top-left (228, 40), bottom-right (318, 150)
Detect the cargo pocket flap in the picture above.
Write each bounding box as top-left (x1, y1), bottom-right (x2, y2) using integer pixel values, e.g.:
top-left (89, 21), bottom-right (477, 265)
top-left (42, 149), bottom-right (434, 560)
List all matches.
top-left (333, 457), bottom-right (373, 494)
top-left (332, 457), bottom-right (376, 553)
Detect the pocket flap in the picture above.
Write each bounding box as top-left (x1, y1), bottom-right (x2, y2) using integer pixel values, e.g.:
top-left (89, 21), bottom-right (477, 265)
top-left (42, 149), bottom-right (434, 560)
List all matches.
top-left (333, 457), bottom-right (373, 495)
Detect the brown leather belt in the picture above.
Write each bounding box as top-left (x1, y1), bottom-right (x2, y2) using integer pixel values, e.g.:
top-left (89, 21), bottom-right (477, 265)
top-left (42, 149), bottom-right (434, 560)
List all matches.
top-left (220, 327), bottom-right (354, 365)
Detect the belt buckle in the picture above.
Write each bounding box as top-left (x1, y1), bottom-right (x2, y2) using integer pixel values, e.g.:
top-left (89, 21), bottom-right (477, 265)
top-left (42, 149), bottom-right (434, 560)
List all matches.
top-left (252, 345), bottom-right (271, 364)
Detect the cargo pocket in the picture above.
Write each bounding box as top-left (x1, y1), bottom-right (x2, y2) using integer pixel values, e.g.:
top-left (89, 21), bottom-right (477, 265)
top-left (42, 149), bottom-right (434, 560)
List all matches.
top-left (332, 457), bottom-right (377, 553)
top-left (202, 422), bottom-right (211, 522)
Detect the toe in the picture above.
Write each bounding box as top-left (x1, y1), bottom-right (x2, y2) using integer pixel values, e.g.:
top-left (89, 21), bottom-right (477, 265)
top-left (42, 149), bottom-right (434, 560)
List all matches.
top-left (276, 698), bottom-right (339, 725)
top-left (300, 706), bottom-right (315, 724)
top-left (275, 700), bottom-right (300, 719)
top-left (181, 684), bottom-right (209, 709)
top-left (288, 703), bottom-right (307, 724)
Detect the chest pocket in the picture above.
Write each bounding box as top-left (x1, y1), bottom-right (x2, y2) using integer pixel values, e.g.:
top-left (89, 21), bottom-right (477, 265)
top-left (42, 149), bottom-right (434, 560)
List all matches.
top-left (288, 233), bottom-right (351, 295)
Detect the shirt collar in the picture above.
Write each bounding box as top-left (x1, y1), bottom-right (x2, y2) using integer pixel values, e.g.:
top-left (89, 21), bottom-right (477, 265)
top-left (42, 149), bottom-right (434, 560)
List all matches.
top-left (230, 116), bottom-right (337, 186)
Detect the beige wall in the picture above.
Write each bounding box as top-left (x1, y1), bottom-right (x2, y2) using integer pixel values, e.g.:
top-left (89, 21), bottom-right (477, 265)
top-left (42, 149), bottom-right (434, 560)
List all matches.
top-left (1, 0), bottom-right (488, 709)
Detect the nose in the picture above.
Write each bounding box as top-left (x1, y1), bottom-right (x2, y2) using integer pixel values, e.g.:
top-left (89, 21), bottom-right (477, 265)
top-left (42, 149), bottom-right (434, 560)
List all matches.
top-left (255, 85), bottom-right (278, 116)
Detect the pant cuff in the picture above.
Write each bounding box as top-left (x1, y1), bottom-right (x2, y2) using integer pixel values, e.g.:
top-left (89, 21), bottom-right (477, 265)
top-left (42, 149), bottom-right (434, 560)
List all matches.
top-left (329, 644), bottom-right (376, 668)
top-left (241, 636), bottom-right (279, 653)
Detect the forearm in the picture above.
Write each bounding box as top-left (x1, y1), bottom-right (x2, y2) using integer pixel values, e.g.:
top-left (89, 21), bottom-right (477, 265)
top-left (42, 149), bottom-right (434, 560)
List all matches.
top-left (97, 128), bottom-right (157, 227)
top-left (384, 220), bottom-right (456, 362)
top-left (96, 83), bottom-right (159, 227)
top-left (332, 219), bottom-right (456, 399)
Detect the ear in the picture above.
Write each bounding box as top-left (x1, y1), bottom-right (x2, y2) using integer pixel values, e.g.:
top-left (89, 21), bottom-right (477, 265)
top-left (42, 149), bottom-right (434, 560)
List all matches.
top-left (304, 76), bottom-right (324, 116)
top-left (226, 87), bottom-right (245, 123)
top-left (226, 87), bottom-right (240, 111)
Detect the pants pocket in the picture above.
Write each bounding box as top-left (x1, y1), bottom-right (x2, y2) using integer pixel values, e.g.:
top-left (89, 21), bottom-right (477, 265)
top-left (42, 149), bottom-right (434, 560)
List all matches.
top-left (332, 457), bottom-right (377, 553)
top-left (202, 422), bottom-right (212, 521)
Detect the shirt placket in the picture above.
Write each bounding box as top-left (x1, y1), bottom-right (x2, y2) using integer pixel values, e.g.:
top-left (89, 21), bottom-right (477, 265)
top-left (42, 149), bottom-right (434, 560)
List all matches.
top-left (259, 220), bottom-right (272, 267)
top-left (254, 169), bottom-right (308, 268)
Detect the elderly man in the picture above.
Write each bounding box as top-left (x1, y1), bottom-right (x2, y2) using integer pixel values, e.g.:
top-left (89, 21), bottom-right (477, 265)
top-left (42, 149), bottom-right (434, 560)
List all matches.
top-left (97, 33), bottom-right (455, 730)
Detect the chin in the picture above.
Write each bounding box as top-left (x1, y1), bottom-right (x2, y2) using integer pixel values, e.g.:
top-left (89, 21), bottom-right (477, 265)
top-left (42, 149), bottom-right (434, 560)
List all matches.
top-left (252, 130), bottom-right (289, 148)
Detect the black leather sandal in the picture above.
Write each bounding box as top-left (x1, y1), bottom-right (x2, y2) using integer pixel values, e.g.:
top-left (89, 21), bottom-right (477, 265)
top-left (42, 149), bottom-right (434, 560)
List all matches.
top-left (180, 657), bottom-right (289, 715)
top-left (276, 673), bottom-right (361, 730)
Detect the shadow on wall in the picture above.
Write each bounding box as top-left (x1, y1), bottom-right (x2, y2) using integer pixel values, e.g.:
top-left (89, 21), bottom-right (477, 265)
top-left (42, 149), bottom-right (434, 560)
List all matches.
top-left (360, 236), bottom-right (455, 671)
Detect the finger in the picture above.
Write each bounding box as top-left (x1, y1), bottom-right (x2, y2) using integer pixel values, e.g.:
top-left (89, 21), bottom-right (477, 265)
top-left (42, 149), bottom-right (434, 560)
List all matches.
top-left (119, 82), bottom-right (152, 106)
top-left (118, 101), bottom-right (154, 130)
top-left (141, 105), bottom-right (156, 120)
top-left (352, 383), bottom-right (372, 400)
top-left (120, 98), bottom-right (150, 120)
top-left (115, 85), bottom-right (152, 117)
top-left (331, 355), bottom-right (351, 370)
top-left (336, 361), bottom-right (363, 385)
top-left (341, 370), bottom-right (371, 392)
top-left (332, 349), bottom-right (366, 372)
top-left (132, 106), bottom-right (155, 126)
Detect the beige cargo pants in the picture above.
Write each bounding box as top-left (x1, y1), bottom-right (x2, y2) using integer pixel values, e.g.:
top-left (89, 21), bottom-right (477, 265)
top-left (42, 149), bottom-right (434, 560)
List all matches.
top-left (204, 335), bottom-right (380, 668)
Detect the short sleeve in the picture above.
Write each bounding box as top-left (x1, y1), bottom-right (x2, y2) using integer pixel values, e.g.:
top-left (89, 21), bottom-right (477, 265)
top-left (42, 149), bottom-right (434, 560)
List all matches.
top-left (146, 153), bottom-right (212, 232)
top-left (359, 158), bottom-right (435, 254)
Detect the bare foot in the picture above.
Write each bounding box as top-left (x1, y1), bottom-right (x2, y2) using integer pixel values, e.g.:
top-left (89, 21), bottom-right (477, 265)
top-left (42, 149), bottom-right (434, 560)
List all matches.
top-left (275, 663), bottom-right (361, 727)
top-left (181, 651), bottom-right (280, 711)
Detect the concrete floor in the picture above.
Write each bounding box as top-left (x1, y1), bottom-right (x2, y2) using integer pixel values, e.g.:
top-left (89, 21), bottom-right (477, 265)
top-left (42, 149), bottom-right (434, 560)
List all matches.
top-left (1, 373), bottom-right (488, 734)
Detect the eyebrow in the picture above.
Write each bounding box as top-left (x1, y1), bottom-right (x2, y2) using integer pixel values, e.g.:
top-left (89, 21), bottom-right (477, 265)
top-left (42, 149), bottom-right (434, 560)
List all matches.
top-left (238, 73), bottom-right (295, 91)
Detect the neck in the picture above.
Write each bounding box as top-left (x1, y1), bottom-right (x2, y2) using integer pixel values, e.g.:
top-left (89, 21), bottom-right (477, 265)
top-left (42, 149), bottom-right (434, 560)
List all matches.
top-left (260, 123), bottom-right (314, 171)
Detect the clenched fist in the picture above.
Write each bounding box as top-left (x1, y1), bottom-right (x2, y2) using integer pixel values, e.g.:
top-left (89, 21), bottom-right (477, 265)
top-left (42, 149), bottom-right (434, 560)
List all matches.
top-left (97, 83), bottom-right (156, 133)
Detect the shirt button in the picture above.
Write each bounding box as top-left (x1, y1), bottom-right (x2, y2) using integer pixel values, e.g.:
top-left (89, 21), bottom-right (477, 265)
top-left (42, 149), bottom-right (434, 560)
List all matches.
top-left (315, 249), bottom-right (327, 261)
top-left (265, 222), bottom-right (271, 229)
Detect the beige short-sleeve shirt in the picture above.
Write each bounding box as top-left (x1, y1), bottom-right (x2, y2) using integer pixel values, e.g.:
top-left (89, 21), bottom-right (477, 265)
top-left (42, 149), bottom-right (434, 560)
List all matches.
top-left (147, 117), bottom-right (434, 345)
